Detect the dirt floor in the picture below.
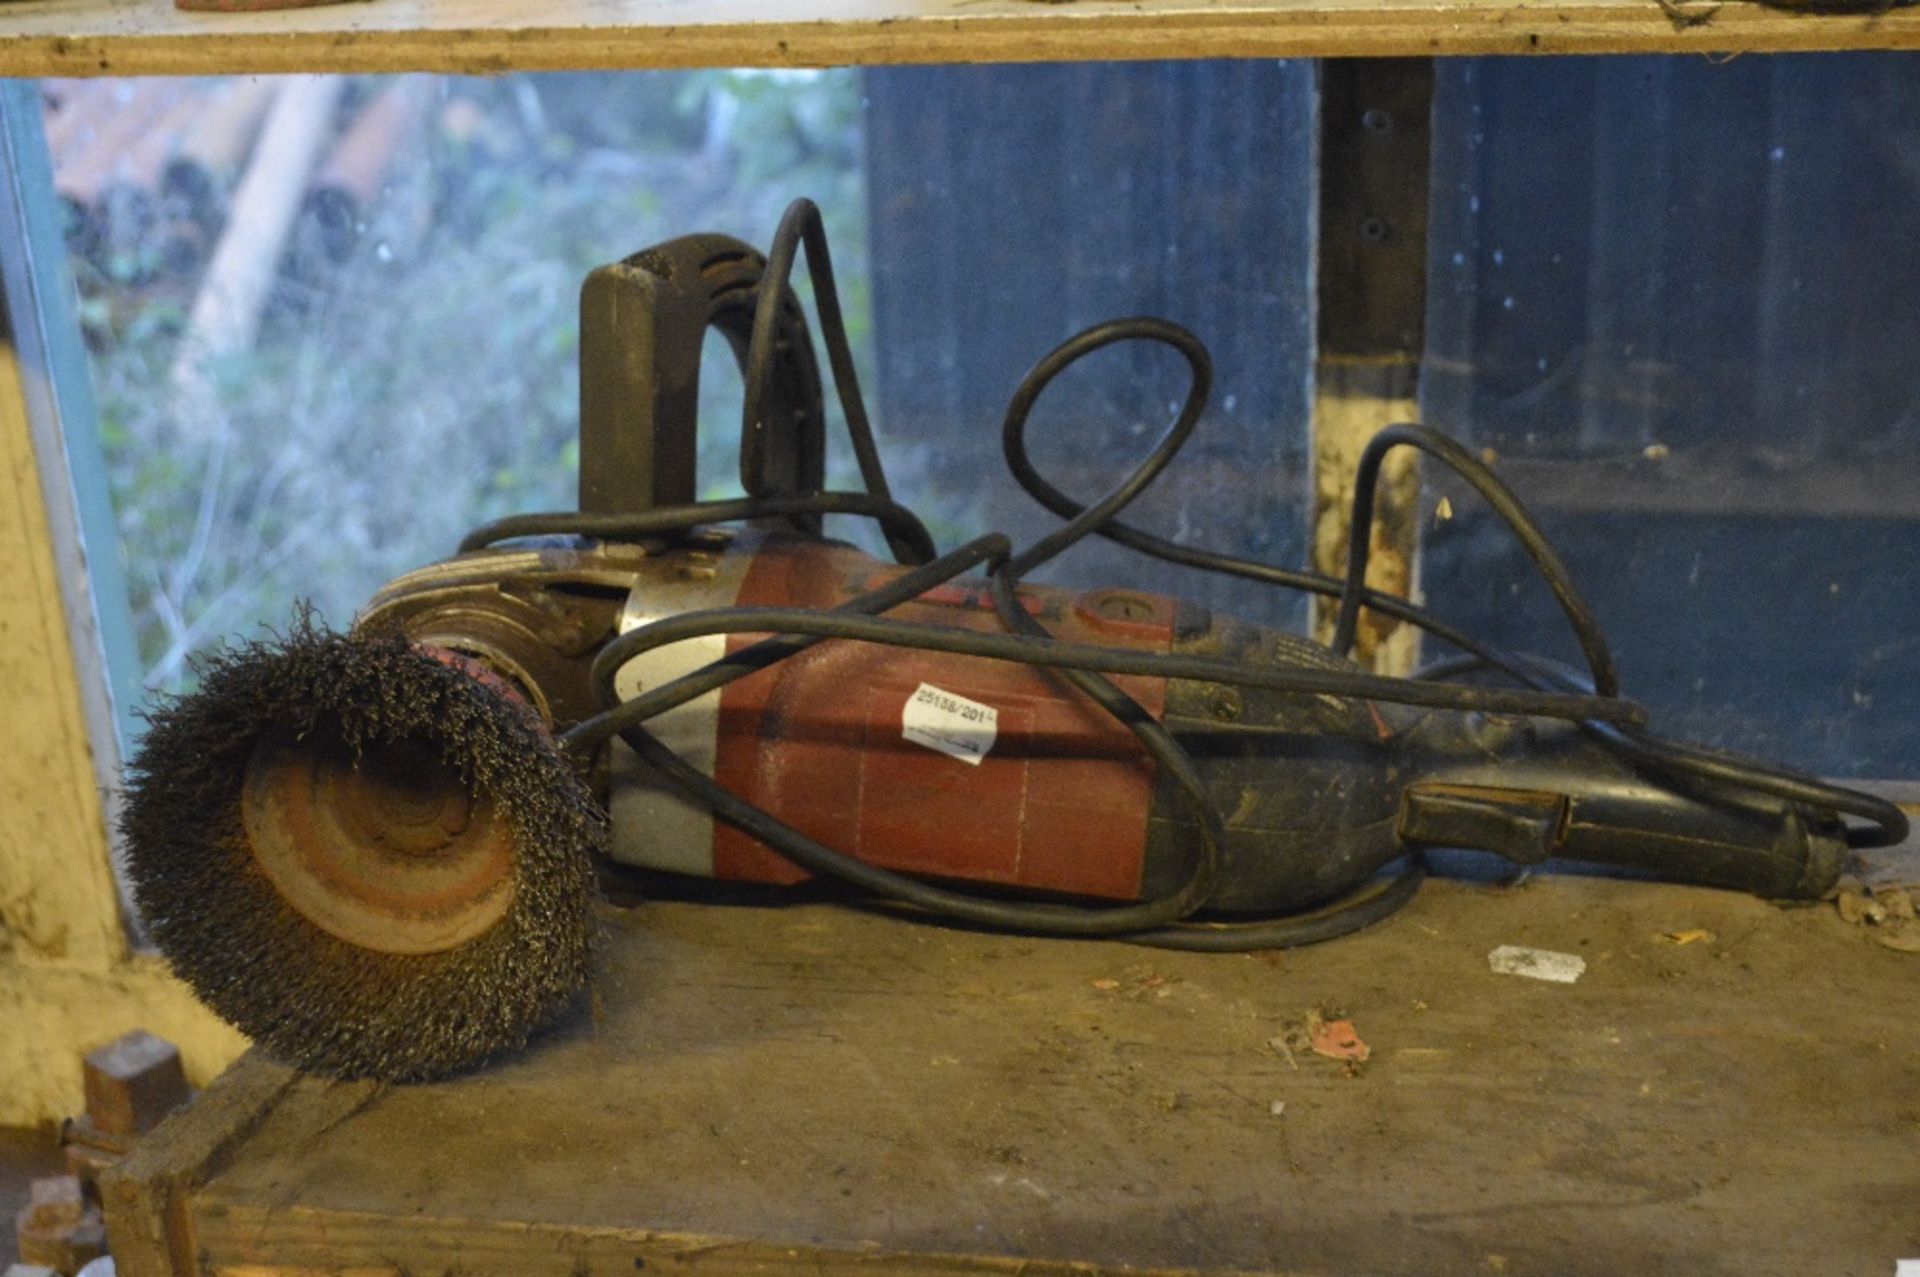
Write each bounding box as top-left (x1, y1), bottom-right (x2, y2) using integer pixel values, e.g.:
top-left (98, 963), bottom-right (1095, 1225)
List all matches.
top-left (134, 864), bottom-right (1920, 1277)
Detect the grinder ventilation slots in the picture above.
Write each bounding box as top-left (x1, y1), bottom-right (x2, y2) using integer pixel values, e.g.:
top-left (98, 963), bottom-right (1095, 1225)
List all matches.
top-left (122, 199), bottom-right (1908, 1082)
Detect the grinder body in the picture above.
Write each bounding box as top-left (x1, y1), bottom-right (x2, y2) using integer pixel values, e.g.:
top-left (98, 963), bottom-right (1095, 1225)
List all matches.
top-left (361, 532), bottom-right (1848, 915)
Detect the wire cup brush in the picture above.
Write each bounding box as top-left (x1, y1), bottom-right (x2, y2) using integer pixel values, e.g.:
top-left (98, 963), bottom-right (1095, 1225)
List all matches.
top-left (123, 620), bottom-right (605, 1080)
top-left (122, 199), bottom-right (1907, 1083)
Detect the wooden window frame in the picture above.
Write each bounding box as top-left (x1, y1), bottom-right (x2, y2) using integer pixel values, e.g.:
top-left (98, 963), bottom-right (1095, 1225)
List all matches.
top-left (2, 12), bottom-right (1917, 1124)
top-left (0, 81), bottom-right (246, 1128)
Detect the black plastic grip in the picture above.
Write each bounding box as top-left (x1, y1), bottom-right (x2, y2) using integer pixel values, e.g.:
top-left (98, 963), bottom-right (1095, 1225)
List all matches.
top-left (577, 234), bottom-right (825, 518)
top-left (1405, 716), bottom-right (1850, 899)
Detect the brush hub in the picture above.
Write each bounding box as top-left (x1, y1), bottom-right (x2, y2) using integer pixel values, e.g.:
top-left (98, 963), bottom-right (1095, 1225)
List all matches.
top-left (242, 730), bottom-right (516, 954)
top-left (334, 748), bottom-right (473, 851)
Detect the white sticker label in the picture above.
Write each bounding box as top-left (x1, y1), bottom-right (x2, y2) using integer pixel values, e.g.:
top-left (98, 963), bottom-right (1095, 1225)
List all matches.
top-left (1487, 945), bottom-right (1587, 984)
top-left (902, 682), bottom-right (999, 766)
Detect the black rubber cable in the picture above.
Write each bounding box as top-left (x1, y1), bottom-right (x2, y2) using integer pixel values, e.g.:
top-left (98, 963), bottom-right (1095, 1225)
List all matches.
top-left (1331, 422), bottom-right (1620, 698)
top-left (577, 605), bottom-right (1644, 748)
top-left (1003, 400), bottom-right (1532, 682)
top-left (460, 491), bottom-right (935, 563)
top-left (1126, 856), bottom-right (1428, 952)
top-left (744, 199), bottom-right (923, 565)
top-left (983, 318), bottom-right (1427, 950)
top-left (998, 319), bottom-right (1210, 581)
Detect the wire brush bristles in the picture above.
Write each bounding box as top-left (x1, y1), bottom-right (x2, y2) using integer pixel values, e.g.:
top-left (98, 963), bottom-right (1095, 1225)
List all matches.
top-left (121, 615), bottom-right (606, 1082)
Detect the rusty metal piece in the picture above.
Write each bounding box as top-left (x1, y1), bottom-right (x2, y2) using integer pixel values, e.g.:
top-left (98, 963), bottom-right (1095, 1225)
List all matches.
top-left (241, 726), bottom-right (516, 955)
top-left (83, 1030), bottom-right (189, 1139)
top-left (15, 1176), bottom-right (107, 1273)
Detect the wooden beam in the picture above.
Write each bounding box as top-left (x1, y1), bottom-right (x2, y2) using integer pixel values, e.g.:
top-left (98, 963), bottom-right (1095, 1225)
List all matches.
top-left (102, 893), bottom-right (1920, 1276)
top-left (0, 0), bottom-right (1918, 78)
top-left (1309, 60), bottom-right (1433, 674)
top-left (1450, 453), bottom-right (1920, 522)
top-left (102, 1052), bottom-right (295, 1277)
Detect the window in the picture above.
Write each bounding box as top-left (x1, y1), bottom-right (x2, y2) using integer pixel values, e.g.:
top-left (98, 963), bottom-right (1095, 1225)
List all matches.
top-left (39, 57), bottom-right (1920, 787)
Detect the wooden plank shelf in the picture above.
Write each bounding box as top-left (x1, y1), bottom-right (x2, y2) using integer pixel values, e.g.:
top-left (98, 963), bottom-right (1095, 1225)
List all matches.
top-left (1, 0), bottom-right (1918, 79)
top-left (104, 876), bottom-right (1920, 1276)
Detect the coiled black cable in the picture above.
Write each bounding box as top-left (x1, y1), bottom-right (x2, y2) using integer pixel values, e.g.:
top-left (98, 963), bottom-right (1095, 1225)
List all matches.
top-left (475, 195), bottom-right (1903, 949)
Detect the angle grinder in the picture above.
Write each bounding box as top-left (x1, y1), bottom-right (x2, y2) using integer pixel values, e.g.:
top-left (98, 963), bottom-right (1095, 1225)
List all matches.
top-left (123, 200), bottom-right (1907, 1081)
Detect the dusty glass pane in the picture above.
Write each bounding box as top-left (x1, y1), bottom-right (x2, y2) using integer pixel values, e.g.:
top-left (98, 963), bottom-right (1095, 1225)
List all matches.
top-left (46, 71), bottom-right (867, 701)
top-left (864, 63), bottom-right (1318, 630)
top-left (47, 63), bottom-right (1317, 713)
top-left (1423, 55), bottom-right (1920, 779)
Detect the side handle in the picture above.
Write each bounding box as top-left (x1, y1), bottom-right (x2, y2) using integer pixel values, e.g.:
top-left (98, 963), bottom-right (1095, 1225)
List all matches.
top-left (578, 234), bottom-right (826, 518)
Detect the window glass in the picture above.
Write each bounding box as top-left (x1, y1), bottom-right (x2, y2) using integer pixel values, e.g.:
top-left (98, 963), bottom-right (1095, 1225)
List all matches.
top-left (46, 70), bottom-right (866, 699)
top-left (863, 63), bottom-right (1318, 629)
top-left (1422, 55), bottom-right (1920, 779)
top-left (46, 60), bottom-right (1915, 780)
top-left (47, 63), bottom-right (1317, 709)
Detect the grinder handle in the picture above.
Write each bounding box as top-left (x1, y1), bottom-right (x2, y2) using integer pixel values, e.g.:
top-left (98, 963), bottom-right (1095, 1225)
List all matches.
top-left (1399, 716), bottom-right (1850, 899)
top-left (578, 233), bottom-right (826, 521)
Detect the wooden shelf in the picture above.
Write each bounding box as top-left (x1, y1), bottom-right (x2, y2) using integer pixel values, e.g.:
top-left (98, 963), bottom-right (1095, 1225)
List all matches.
top-left (1, 0), bottom-right (1918, 78)
top-left (106, 880), bottom-right (1920, 1276)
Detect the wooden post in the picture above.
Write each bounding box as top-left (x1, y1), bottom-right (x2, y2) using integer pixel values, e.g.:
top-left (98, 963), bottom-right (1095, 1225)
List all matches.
top-left (1310, 60), bottom-right (1434, 674)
